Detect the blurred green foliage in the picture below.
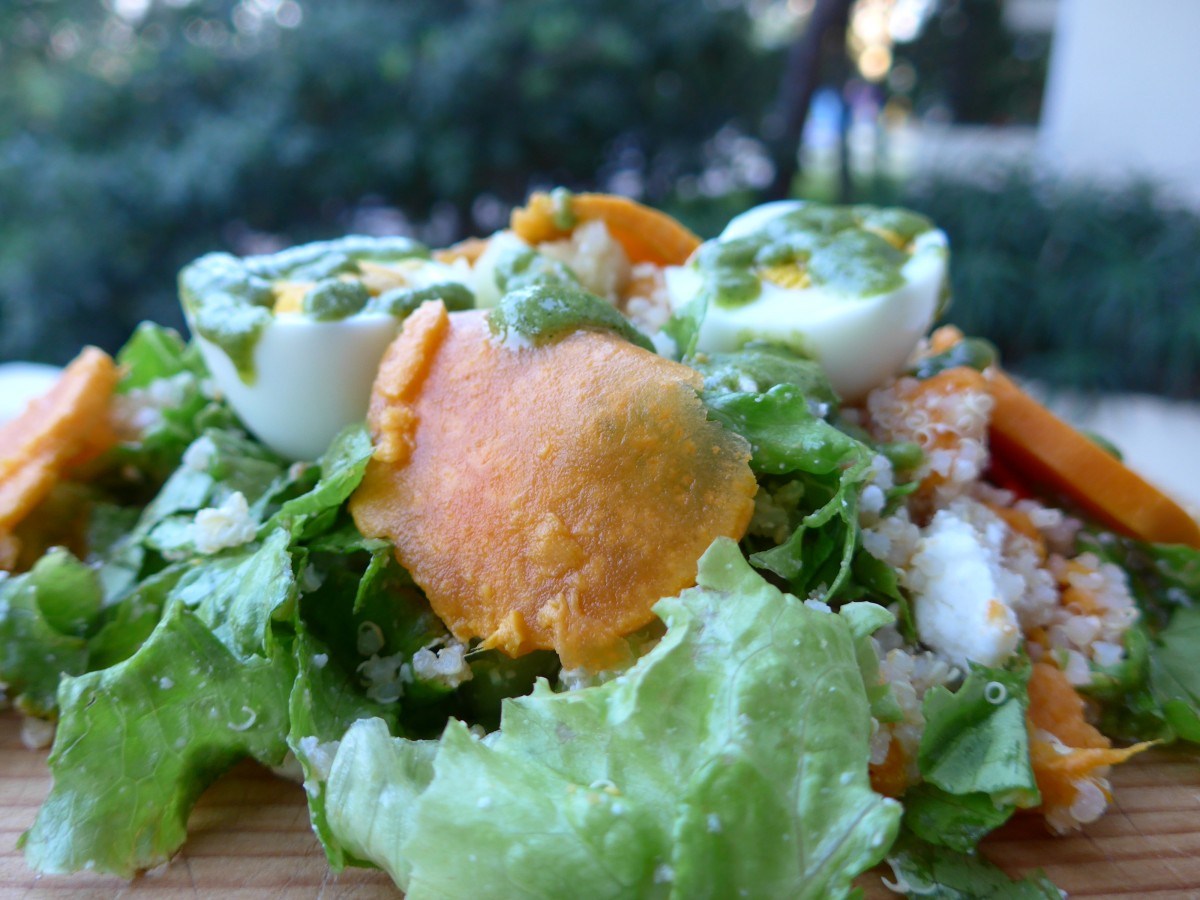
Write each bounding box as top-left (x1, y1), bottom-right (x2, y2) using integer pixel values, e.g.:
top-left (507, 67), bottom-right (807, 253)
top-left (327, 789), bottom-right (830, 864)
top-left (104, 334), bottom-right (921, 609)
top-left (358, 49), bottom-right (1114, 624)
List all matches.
top-left (0, 0), bottom-right (775, 364)
top-left (894, 0), bottom-right (1050, 125)
top-left (1, 0), bottom-right (1195, 399)
top-left (889, 173), bottom-right (1200, 398)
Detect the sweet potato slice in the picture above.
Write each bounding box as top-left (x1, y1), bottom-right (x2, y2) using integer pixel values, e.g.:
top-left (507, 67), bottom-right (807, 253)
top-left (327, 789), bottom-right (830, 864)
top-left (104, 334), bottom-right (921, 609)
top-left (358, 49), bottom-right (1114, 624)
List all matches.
top-left (511, 192), bottom-right (702, 267)
top-left (0, 347), bottom-right (118, 568)
top-left (350, 301), bottom-right (757, 669)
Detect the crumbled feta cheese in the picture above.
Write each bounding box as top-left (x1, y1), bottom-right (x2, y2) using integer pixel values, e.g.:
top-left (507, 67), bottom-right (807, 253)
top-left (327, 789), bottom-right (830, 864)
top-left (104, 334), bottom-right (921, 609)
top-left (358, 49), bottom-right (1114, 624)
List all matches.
top-left (110, 372), bottom-right (192, 437)
top-left (907, 500), bottom-right (1022, 668)
top-left (192, 491), bottom-right (257, 554)
top-left (411, 639), bottom-right (474, 690)
top-left (182, 435), bottom-right (217, 472)
top-left (357, 652), bottom-right (406, 703)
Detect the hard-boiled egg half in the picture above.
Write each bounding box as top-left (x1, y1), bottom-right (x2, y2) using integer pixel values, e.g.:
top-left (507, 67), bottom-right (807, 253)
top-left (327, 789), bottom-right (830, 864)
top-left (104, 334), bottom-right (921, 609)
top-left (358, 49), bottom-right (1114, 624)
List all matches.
top-left (0, 363), bottom-right (63, 425)
top-left (181, 236), bottom-right (473, 460)
top-left (665, 201), bottom-right (949, 401)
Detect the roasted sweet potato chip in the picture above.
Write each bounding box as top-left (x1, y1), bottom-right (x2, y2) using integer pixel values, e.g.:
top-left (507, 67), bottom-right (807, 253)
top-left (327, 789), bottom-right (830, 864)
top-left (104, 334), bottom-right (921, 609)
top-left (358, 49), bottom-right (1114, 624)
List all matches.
top-left (350, 301), bottom-right (757, 669)
top-left (511, 191), bottom-right (702, 267)
top-left (0, 347), bottom-right (118, 569)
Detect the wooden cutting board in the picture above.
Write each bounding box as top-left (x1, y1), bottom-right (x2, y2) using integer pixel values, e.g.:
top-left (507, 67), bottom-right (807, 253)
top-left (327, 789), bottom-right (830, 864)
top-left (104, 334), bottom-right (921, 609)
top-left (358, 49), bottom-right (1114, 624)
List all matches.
top-left (2, 712), bottom-right (1198, 898)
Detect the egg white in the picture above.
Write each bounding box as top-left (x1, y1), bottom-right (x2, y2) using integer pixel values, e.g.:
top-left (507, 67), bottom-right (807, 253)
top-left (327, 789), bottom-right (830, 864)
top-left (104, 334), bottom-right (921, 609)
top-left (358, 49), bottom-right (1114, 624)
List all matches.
top-left (666, 207), bottom-right (948, 402)
top-left (0, 363), bottom-right (63, 425)
top-left (193, 257), bottom-right (471, 461)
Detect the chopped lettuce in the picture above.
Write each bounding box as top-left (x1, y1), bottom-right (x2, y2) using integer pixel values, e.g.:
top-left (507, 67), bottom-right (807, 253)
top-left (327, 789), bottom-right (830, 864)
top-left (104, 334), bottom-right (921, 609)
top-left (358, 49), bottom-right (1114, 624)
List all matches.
top-left (289, 623), bottom-right (399, 867)
top-left (1147, 606), bottom-right (1200, 742)
top-left (702, 383), bottom-right (867, 478)
top-left (919, 662), bottom-right (1039, 809)
top-left (322, 540), bottom-right (901, 899)
top-left (21, 598), bottom-right (296, 876)
top-left (694, 345), bottom-right (915, 620)
top-left (885, 834), bottom-right (1062, 899)
top-left (106, 323), bottom-right (240, 483)
top-left (690, 342), bottom-right (840, 412)
top-left (326, 718), bottom-right (438, 887)
top-left (270, 424), bottom-right (374, 539)
top-left (1078, 533), bottom-right (1200, 744)
top-left (0, 550), bottom-right (100, 715)
top-left (901, 785), bottom-right (1016, 855)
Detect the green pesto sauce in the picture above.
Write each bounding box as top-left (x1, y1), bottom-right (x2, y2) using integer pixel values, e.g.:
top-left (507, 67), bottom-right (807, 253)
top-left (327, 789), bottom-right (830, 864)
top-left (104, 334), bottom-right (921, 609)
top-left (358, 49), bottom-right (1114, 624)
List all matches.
top-left (303, 278), bottom-right (370, 321)
top-left (549, 187), bottom-right (577, 231)
top-left (689, 342), bottom-right (840, 412)
top-left (487, 283), bottom-right (654, 352)
top-left (907, 337), bottom-right (998, 380)
top-left (369, 282), bottom-right (475, 318)
top-left (179, 235), bottom-right (433, 382)
top-left (695, 202), bottom-right (936, 311)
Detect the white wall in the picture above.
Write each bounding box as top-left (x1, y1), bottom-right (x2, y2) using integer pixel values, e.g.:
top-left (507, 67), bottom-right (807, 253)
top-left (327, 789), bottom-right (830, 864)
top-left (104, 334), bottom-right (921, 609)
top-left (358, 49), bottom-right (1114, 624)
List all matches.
top-left (1040, 0), bottom-right (1200, 204)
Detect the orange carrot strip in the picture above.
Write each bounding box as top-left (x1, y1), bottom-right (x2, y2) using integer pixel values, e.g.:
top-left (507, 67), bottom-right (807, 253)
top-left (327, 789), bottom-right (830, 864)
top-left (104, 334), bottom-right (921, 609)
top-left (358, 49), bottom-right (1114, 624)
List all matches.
top-left (1026, 662), bottom-right (1152, 826)
top-left (987, 369), bottom-right (1200, 548)
top-left (869, 736), bottom-right (911, 799)
top-left (511, 192), bottom-right (701, 267)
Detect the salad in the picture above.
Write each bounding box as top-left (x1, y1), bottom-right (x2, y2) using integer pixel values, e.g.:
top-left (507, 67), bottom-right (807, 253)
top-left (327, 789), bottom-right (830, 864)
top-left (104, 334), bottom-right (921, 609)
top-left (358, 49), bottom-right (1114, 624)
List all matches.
top-left (1, 190), bottom-right (1198, 898)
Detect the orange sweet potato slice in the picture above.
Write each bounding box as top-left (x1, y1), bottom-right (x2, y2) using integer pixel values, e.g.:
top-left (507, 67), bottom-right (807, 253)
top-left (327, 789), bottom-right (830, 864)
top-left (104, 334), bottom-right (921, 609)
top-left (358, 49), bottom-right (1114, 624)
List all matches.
top-left (350, 301), bottom-right (757, 669)
top-left (0, 347), bottom-right (118, 568)
top-left (511, 192), bottom-right (702, 267)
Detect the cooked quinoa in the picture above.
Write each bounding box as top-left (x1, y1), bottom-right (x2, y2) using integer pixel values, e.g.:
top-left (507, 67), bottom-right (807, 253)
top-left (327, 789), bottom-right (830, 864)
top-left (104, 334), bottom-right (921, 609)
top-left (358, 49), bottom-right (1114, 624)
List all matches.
top-left (854, 364), bottom-right (1142, 825)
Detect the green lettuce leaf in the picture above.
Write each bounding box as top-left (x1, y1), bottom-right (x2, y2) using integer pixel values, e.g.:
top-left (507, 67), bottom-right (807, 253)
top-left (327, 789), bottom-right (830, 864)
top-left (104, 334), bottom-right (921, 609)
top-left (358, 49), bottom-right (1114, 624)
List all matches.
top-left (843, 601), bottom-right (903, 723)
top-left (690, 342), bottom-right (839, 411)
top-left (116, 322), bottom-right (198, 391)
top-left (86, 563), bottom-right (185, 671)
top-left (0, 550), bottom-right (101, 715)
top-left (322, 539), bottom-right (901, 899)
top-left (1147, 606), bottom-right (1200, 742)
top-left (171, 528), bottom-right (296, 661)
top-left (289, 622), bottom-right (399, 867)
top-left (660, 294), bottom-right (707, 360)
top-left (326, 718), bottom-right (438, 886)
top-left (106, 323), bottom-right (239, 483)
top-left (270, 424), bottom-right (374, 539)
top-left (900, 785), bottom-right (1015, 854)
top-left (21, 599), bottom-right (295, 876)
top-left (21, 532), bottom-right (301, 875)
top-left (703, 384), bottom-right (868, 478)
top-left (919, 662), bottom-right (1039, 809)
top-left (1078, 533), bottom-right (1200, 743)
top-left (885, 834), bottom-right (1061, 899)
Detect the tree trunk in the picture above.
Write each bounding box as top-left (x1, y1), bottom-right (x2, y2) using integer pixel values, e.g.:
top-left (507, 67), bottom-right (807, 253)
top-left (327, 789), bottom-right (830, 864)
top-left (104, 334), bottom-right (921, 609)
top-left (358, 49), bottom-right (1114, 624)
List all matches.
top-left (765, 0), bottom-right (855, 201)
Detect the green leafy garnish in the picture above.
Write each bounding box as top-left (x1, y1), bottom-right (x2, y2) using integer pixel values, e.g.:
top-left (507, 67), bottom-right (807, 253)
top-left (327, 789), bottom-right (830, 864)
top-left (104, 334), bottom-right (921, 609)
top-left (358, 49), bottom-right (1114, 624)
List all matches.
top-left (320, 540), bottom-right (901, 899)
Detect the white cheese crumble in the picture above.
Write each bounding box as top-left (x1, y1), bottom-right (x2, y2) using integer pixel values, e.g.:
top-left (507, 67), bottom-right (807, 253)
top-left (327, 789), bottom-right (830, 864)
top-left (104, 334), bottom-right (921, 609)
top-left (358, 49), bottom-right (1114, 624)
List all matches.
top-left (906, 499), bottom-right (1023, 668)
top-left (182, 435), bottom-right (217, 472)
top-left (192, 491), bottom-right (257, 555)
top-left (411, 638), bottom-right (474, 690)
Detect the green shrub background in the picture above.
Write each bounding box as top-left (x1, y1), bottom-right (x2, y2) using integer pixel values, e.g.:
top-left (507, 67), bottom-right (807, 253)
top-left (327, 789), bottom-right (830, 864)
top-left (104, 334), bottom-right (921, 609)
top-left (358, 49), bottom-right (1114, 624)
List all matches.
top-left (3, 0), bottom-right (1197, 398)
